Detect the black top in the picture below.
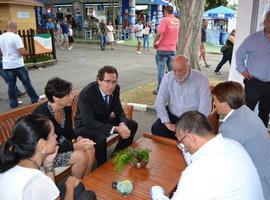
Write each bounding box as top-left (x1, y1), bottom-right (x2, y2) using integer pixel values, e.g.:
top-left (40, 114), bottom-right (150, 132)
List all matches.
top-left (224, 39), bottom-right (234, 56)
top-left (75, 81), bottom-right (127, 137)
top-left (33, 102), bottom-right (76, 153)
top-left (201, 28), bottom-right (207, 43)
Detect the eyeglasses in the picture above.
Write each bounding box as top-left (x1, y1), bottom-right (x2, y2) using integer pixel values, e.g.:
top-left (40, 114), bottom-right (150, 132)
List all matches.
top-left (103, 80), bottom-right (117, 85)
top-left (177, 134), bottom-right (187, 151)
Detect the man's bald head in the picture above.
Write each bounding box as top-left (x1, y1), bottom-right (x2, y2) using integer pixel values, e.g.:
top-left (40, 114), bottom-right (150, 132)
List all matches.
top-left (7, 20), bottom-right (17, 33)
top-left (172, 55), bottom-right (190, 83)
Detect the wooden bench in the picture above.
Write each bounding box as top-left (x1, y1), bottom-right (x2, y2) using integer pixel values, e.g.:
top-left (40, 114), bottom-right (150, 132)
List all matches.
top-left (0, 90), bottom-right (133, 181)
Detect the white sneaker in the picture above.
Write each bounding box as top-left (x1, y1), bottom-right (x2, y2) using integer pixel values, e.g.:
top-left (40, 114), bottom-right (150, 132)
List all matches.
top-left (68, 47), bottom-right (72, 51)
top-left (60, 46), bottom-right (64, 50)
top-left (18, 100), bottom-right (23, 105)
top-left (136, 51), bottom-right (142, 55)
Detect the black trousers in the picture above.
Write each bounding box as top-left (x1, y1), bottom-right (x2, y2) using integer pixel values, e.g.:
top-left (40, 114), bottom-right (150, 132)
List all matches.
top-left (76, 118), bottom-right (137, 167)
top-left (244, 78), bottom-right (270, 127)
top-left (214, 53), bottom-right (232, 73)
top-left (151, 109), bottom-right (178, 140)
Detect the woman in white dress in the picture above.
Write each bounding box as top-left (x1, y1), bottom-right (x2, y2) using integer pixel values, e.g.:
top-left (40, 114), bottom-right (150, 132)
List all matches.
top-left (106, 21), bottom-right (115, 50)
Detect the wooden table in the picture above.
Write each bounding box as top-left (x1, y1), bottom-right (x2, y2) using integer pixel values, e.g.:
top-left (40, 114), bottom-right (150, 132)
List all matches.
top-left (82, 133), bottom-right (187, 199)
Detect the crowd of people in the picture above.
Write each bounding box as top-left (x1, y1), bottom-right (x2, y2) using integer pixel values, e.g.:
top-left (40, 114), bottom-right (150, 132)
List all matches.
top-left (0, 5), bottom-right (270, 200)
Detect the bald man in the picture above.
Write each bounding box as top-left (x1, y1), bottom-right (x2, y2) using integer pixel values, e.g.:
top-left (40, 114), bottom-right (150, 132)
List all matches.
top-left (151, 55), bottom-right (211, 139)
top-left (0, 20), bottom-right (39, 108)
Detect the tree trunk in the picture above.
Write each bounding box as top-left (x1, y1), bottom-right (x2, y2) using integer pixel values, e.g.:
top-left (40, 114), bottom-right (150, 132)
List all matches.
top-left (175, 0), bottom-right (206, 70)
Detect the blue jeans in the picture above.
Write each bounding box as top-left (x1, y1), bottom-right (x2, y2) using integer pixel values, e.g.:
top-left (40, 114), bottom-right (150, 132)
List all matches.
top-left (5, 66), bottom-right (39, 108)
top-left (143, 35), bottom-right (150, 50)
top-left (0, 63), bottom-right (22, 96)
top-left (99, 34), bottom-right (106, 50)
top-left (155, 50), bottom-right (176, 90)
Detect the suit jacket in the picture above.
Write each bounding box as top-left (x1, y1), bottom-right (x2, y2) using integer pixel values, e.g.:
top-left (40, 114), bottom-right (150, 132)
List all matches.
top-left (75, 81), bottom-right (127, 137)
top-left (219, 105), bottom-right (270, 198)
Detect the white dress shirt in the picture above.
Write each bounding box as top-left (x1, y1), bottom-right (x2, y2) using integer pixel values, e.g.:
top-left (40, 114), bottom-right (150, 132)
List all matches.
top-left (170, 134), bottom-right (264, 200)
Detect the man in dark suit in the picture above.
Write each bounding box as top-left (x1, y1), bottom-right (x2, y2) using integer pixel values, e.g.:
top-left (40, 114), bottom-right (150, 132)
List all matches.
top-left (75, 66), bottom-right (138, 167)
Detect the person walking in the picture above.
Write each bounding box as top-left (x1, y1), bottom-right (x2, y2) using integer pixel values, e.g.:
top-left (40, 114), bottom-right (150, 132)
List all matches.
top-left (153, 6), bottom-right (180, 94)
top-left (199, 19), bottom-right (211, 68)
top-left (106, 21), bottom-right (115, 50)
top-left (143, 23), bottom-right (151, 51)
top-left (60, 17), bottom-right (69, 50)
top-left (99, 19), bottom-right (107, 51)
top-left (214, 29), bottom-right (235, 75)
top-left (0, 20), bottom-right (39, 108)
top-left (135, 20), bottom-right (144, 54)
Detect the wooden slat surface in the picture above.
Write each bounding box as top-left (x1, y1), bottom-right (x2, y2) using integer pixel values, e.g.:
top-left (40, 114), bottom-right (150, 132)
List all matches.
top-left (82, 134), bottom-right (187, 200)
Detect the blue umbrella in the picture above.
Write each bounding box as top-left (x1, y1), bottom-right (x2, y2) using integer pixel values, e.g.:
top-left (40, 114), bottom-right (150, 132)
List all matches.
top-left (204, 5), bottom-right (237, 19)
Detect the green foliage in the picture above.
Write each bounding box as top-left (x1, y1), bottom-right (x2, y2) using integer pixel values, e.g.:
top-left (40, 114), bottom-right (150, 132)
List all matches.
top-left (112, 148), bottom-right (151, 172)
top-left (205, 0), bottom-right (228, 10)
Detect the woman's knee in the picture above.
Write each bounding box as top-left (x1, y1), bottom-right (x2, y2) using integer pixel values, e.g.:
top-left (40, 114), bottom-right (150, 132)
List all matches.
top-left (69, 150), bottom-right (88, 165)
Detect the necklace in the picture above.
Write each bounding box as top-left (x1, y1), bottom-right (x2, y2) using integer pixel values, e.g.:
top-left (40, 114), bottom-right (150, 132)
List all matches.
top-left (26, 158), bottom-right (40, 170)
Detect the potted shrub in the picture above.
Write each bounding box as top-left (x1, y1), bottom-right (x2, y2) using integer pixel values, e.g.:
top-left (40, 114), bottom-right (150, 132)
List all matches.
top-left (112, 148), bottom-right (151, 172)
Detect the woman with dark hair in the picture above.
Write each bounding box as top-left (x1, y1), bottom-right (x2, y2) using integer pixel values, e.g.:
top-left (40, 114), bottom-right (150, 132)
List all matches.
top-left (33, 77), bottom-right (95, 179)
top-left (0, 114), bottom-right (79, 199)
top-left (214, 29), bottom-right (235, 75)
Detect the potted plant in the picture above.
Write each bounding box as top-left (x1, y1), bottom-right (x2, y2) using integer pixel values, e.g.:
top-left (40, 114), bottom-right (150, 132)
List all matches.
top-left (112, 148), bottom-right (151, 172)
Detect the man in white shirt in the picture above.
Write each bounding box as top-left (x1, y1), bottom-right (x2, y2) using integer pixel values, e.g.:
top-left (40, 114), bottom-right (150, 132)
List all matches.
top-left (0, 20), bottom-right (39, 108)
top-left (135, 20), bottom-right (143, 54)
top-left (151, 111), bottom-right (265, 200)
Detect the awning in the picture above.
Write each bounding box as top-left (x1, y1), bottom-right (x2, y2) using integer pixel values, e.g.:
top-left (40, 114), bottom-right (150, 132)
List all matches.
top-left (204, 5), bottom-right (237, 19)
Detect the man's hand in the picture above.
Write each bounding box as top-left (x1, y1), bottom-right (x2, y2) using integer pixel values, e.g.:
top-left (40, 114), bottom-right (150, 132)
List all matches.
top-left (115, 124), bottom-right (131, 139)
top-left (73, 138), bottom-right (95, 151)
top-left (164, 122), bottom-right (176, 132)
top-left (241, 70), bottom-right (253, 80)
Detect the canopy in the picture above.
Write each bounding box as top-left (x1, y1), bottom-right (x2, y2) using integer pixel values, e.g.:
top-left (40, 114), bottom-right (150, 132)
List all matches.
top-left (204, 5), bottom-right (237, 19)
top-left (154, 0), bottom-right (170, 5)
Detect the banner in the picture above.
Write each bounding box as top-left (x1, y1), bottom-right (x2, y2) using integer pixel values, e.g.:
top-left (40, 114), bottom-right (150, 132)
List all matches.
top-left (34, 33), bottom-right (52, 54)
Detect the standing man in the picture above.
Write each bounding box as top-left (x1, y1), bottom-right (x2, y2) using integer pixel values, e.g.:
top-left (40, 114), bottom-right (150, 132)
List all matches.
top-left (0, 20), bottom-right (39, 108)
top-left (60, 17), bottom-right (69, 50)
top-left (45, 18), bottom-right (55, 31)
top-left (151, 55), bottom-right (211, 140)
top-left (235, 10), bottom-right (270, 127)
top-left (135, 20), bottom-right (143, 55)
top-left (99, 19), bottom-right (107, 51)
top-left (151, 111), bottom-right (265, 200)
top-left (199, 19), bottom-right (211, 68)
top-left (153, 5), bottom-right (180, 95)
top-left (75, 66), bottom-right (138, 167)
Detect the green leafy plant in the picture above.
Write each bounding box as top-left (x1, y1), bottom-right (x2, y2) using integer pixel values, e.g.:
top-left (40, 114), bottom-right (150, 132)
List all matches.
top-left (112, 148), bottom-right (151, 172)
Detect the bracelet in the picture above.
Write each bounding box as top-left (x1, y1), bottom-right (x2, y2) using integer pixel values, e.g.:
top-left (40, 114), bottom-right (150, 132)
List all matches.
top-left (44, 165), bottom-right (54, 173)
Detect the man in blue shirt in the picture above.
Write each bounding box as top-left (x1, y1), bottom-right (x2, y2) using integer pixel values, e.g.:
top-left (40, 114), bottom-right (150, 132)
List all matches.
top-left (236, 11), bottom-right (270, 127)
top-left (45, 18), bottom-right (55, 31)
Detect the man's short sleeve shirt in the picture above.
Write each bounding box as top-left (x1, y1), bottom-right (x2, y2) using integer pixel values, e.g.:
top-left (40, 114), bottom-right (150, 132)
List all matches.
top-left (0, 32), bottom-right (24, 69)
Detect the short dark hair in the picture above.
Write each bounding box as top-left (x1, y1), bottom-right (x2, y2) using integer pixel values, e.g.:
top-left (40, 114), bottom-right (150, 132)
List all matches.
top-left (0, 114), bottom-right (51, 173)
top-left (164, 6), bottom-right (173, 14)
top-left (97, 65), bottom-right (118, 81)
top-left (212, 81), bottom-right (244, 109)
top-left (176, 111), bottom-right (212, 136)
top-left (45, 77), bottom-right (72, 103)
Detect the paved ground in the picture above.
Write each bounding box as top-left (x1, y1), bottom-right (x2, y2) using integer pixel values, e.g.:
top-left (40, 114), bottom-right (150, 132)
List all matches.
top-left (0, 43), bottom-right (229, 134)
